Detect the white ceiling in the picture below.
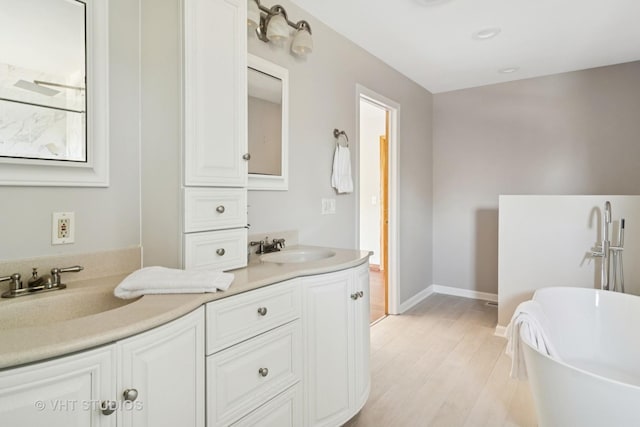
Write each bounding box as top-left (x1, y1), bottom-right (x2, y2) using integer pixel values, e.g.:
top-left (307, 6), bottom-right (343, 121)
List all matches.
top-left (289, 0), bottom-right (640, 93)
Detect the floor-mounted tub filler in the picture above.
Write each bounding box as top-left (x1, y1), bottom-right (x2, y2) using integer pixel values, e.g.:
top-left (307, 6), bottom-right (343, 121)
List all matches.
top-left (590, 200), bottom-right (626, 292)
top-left (508, 287), bottom-right (640, 427)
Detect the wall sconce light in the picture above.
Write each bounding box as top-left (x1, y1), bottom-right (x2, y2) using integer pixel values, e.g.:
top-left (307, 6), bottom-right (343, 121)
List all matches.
top-left (247, 0), bottom-right (313, 57)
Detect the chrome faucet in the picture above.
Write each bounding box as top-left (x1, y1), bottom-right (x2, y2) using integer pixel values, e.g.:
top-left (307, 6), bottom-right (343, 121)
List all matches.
top-left (249, 237), bottom-right (285, 255)
top-left (591, 201), bottom-right (625, 292)
top-left (1, 265), bottom-right (83, 298)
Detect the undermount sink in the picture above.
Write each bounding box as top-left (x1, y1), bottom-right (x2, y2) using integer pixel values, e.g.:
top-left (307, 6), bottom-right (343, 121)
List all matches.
top-left (260, 248), bottom-right (336, 264)
top-left (0, 285), bottom-right (140, 330)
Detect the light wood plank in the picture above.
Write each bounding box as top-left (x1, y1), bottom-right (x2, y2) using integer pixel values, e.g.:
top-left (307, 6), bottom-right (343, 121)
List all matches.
top-left (344, 294), bottom-right (537, 427)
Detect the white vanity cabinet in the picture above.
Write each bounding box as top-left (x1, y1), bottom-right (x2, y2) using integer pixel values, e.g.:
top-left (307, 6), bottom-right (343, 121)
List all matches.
top-left (0, 346), bottom-right (115, 427)
top-left (0, 308), bottom-right (205, 427)
top-left (181, 0), bottom-right (248, 271)
top-left (302, 263), bottom-right (371, 427)
top-left (205, 279), bottom-right (303, 427)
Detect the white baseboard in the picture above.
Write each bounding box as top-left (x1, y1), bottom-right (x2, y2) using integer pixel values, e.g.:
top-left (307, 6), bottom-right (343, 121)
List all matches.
top-left (431, 284), bottom-right (498, 303)
top-left (494, 325), bottom-right (507, 338)
top-left (398, 284), bottom-right (499, 314)
top-left (399, 285), bottom-right (435, 313)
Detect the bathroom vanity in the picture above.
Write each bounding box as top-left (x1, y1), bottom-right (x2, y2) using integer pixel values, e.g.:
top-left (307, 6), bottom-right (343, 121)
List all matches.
top-left (0, 248), bottom-right (371, 427)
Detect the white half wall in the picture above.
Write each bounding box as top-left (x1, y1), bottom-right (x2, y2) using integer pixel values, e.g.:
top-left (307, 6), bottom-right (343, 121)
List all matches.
top-left (498, 195), bottom-right (640, 326)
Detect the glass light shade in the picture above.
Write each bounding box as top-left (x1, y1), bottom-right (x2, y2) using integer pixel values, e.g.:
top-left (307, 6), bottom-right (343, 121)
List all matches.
top-left (266, 13), bottom-right (289, 41)
top-left (291, 28), bottom-right (313, 56)
top-left (247, 0), bottom-right (260, 29)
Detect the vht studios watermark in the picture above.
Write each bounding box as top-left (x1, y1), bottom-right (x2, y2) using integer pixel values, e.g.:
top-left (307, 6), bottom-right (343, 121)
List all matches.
top-left (34, 399), bottom-right (144, 412)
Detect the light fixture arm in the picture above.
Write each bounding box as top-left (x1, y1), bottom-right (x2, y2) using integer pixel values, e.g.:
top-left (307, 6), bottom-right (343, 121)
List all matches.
top-left (254, 0), bottom-right (312, 42)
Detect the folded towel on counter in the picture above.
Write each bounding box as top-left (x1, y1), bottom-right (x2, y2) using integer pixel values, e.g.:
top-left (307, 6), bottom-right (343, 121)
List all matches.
top-left (331, 145), bottom-right (353, 194)
top-left (114, 266), bottom-right (234, 299)
top-left (505, 300), bottom-right (560, 380)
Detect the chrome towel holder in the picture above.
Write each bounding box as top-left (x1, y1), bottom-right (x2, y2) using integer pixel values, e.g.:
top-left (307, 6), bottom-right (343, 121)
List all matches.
top-left (333, 129), bottom-right (349, 147)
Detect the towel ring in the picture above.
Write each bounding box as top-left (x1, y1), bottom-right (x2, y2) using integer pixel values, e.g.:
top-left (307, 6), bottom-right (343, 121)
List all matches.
top-left (333, 129), bottom-right (349, 147)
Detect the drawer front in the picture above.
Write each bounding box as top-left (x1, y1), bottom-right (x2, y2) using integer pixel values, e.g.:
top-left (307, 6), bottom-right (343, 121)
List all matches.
top-left (231, 384), bottom-right (302, 427)
top-left (184, 228), bottom-right (247, 271)
top-left (184, 188), bottom-right (247, 233)
top-left (207, 321), bottom-right (301, 427)
top-left (206, 279), bottom-right (301, 354)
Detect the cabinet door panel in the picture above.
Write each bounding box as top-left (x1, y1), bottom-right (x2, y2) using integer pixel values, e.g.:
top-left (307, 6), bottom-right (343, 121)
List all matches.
top-left (353, 263), bottom-right (371, 408)
top-left (231, 384), bottom-right (302, 427)
top-left (207, 321), bottom-right (301, 426)
top-left (184, 228), bottom-right (247, 271)
top-left (303, 270), bottom-right (353, 427)
top-left (206, 279), bottom-right (301, 354)
top-left (0, 346), bottom-right (115, 427)
top-left (184, 0), bottom-right (247, 186)
top-left (184, 187), bottom-right (247, 232)
top-left (118, 308), bottom-right (205, 427)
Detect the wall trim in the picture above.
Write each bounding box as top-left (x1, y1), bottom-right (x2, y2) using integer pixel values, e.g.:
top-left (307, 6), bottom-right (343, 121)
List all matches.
top-left (431, 284), bottom-right (498, 303)
top-left (399, 285), bottom-right (435, 313)
top-left (494, 325), bottom-right (507, 338)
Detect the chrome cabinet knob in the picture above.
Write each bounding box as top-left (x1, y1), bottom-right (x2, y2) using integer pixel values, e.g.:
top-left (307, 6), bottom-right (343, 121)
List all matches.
top-left (258, 367), bottom-right (269, 377)
top-left (123, 388), bottom-right (138, 402)
top-left (351, 293), bottom-right (359, 300)
top-left (100, 400), bottom-right (117, 416)
top-left (216, 248), bottom-right (226, 256)
top-left (242, 153), bottom-right (251, 161)
top-left (358, 291), bottom-right (364, 298)
top-left (216, 205), bottom-right (225, 213)
top-left (257, 307), bottom-right (268, 316)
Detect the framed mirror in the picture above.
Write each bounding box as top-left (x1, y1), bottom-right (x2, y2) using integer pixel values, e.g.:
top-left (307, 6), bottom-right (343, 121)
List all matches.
top-left (247, 54), bottom-right (288, 191)
top-left (0, 0), bottom-right (109, 187)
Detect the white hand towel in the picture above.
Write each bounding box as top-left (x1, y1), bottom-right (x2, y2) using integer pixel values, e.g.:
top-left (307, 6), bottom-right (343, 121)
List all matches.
top-left (114, 266), bottom-right (234, 299)
top-left (331, 145), bottom-right (353, 194)
top-left (505, 300), bottom-right (561, 380)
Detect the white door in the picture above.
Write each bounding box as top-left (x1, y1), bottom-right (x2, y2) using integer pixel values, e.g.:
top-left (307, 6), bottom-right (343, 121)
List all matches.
top-left (118, 308), bottom-right (205, 427)
top-left (0, 346), bottom-right (116, 427)
top-left (353, 263), bottom-right (371, 407)
top-left (303, 270), bottom-right (354, 427)
top-left (183, 0), bottom-right (248, 186)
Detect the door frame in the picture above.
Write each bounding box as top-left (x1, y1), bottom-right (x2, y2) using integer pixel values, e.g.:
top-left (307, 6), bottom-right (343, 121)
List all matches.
top-left (355, 84), bottom-right (401, 315)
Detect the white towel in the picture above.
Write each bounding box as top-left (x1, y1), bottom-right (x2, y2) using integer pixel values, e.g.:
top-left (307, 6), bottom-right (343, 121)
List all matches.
top-left (114, 266), bottom-right (234, 299)
top-left (505, 300), bottom-right (561, 380)
top-left (331, 145), bottom-right (353, 194)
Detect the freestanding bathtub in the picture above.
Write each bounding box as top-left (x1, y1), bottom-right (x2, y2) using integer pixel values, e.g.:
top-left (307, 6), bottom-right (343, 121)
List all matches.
top-left (521, 287), bottom-right (640, 427)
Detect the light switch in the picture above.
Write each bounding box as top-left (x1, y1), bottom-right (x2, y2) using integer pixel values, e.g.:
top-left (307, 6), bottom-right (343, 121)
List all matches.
top-left (321, 198), bottom-right (336, 215)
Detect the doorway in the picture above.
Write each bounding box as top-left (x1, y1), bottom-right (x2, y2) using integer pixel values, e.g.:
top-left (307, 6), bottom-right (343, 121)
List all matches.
top-left (357, 85), bottom-right (400, 321)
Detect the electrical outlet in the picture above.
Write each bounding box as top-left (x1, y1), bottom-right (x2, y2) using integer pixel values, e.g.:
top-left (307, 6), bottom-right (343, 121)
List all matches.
top-left (52, 212), bottom-right (75, 245)
top-left (321, 198), bottom-right (336, 215)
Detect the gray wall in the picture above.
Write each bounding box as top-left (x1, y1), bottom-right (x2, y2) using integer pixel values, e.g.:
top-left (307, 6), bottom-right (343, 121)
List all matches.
top-left (247, 0), bottom-right (434, 304)
top-left (0, 0), bottom-right (140, 261)
top-left (140, 0), bottom-right (182, 268)
top-left (433, 61), bottom-right (640, 295)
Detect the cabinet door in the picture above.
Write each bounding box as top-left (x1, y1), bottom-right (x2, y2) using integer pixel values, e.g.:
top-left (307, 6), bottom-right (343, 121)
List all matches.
top-left (184, 0), bottom-right (248, 186)
top-left (302, 270), bottom-right (354, 427)
top-left (118, 308), bottom-right (205, 427)
top-left (353, 263), bottom-right (371, 409)
top-left (0, 346), bottom-right (116, 427)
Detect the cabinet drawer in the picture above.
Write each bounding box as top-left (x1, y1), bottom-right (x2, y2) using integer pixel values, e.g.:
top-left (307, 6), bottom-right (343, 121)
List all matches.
top-left (231, 384), bottom-right (302, 427)
top-left (206, 279), bottom-right (300, 354)
top-left (184, 228), bottom-right (247, 271)
top-left (207, 321), bottom-right (301, 427)
top-left (184, 188), bottom-right (247, 233)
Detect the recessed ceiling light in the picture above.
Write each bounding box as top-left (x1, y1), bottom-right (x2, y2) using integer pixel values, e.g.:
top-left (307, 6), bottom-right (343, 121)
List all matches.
top-left (499, 67), bottom-right (520, 74)
top-left (472, 27), bottom-right (501, 40)
top-left (415, 0), bottom-right (453, 6)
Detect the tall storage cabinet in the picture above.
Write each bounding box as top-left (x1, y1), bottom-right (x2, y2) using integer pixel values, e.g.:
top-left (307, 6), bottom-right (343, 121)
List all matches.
top-left (141, 0), bottom-right (248, 270)
top-left (182, 0), bottom-right (248, 271)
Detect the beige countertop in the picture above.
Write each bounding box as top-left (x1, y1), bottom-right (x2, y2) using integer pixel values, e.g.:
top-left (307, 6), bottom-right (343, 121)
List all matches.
top-left (0, 246), bottom-right (370, 370)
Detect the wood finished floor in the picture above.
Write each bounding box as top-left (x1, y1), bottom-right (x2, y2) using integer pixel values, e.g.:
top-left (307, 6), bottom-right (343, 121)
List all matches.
top-left (369, 269), bottom-right (386, 324)
top-left (346, 294), bottom-right (537, 427)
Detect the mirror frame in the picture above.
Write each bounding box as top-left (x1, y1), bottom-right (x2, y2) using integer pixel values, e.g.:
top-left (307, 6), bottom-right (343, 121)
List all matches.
top-left (248, 54), bottom-right (289, 191)
top-left (0, 0), bottom-right (109, 187)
